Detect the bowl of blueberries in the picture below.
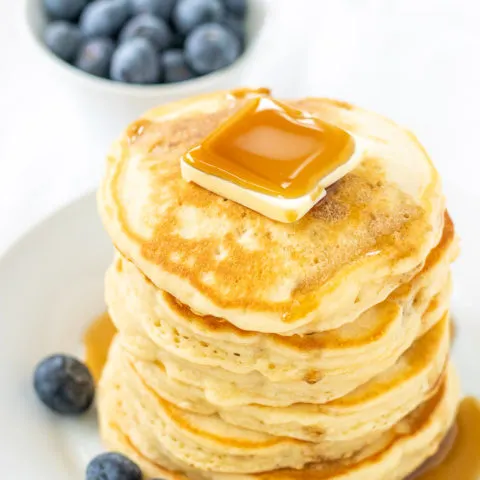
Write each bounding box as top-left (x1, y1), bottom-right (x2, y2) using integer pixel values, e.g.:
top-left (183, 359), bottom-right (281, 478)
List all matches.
top-left (25, 0), bottom-right (268, 106)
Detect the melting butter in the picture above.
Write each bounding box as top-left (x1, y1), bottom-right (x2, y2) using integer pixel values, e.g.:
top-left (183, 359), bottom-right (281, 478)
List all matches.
top-left (181, 92), bottom-right (363, 223)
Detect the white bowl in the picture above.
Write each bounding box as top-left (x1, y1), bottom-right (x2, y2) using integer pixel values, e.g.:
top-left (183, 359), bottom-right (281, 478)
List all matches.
top-left (24, 0), bottom-right (270, 131)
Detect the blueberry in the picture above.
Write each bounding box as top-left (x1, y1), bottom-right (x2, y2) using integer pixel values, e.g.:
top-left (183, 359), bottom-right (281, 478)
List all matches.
top-left (185, 22), bottom-right (240, 74)
top-left (79, 0), bottom-right (131, 37)
top-left (86, 452), bottom-right (142, 480)
top-left (129, 0), bottom-right (176, 20)
top-left (43, 0), bottom-right (89, 21)
top-left (75, 37), bottom-right (115, 77)
top-left (222, 13), bottom-right (245, 45)
top-left (33, 354), bottom-right (94, 415)
top-left (224, 0), bottom-right (247, 18)
top-left (161, 49), bottom-right (195, 82)
top-left (119, 14), bottom-right (172, 51)
top-left (44, 21), bottom-right (82, 62)
top-left (173, 0), bottom-right (225, 34)
top-left (110, 37), bottom-right (162, 83)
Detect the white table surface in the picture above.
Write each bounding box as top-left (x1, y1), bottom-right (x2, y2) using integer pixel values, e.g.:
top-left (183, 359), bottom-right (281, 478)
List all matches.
top-left (1, 0), bottom-right (480, 255)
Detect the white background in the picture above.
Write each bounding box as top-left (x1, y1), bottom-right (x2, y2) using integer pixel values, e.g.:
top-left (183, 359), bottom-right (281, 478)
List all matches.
top-left (1, 0), bottom-right (480, 254)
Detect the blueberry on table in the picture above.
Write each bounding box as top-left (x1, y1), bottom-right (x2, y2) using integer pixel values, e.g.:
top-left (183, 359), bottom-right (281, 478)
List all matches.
top-left (224, 0), bottom-right (247, 19)
top-left (44, 21), bottom-right (82, 63)
top-left (86, 452), bottom-right (142, 480)
top-left (43, 0), bottom-right (89, 21)
top-left (161, 49), bottom-right (195, 82)
top-left (79, 0), bottom-right (131, 38)
top-left (119, 14), bottom-right (172, 51)
top-left (173, 0), bottom-right (225, 34)
top-left (75, 37), bottom-right (115, 78)
top-left (185, 22), bottom-right (241, 74)
top-left (110, 37), bottom-right (162, 83)
top-left (33, 354), bottom-right (94, 414)
top-left (129, 0), bottom-right (176, 20)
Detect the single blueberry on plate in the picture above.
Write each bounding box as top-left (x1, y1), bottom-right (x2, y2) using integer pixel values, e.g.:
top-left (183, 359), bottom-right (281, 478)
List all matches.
top-left (173, 0), bottom-right (225, 34)
top-left (222, 13), bottom-right (245, 45)
top-left (185, 22), bottom-right (241, 74)
top-left (44, 21), bottom-right (83, 62)
top-left (75, 37), bottom-right (115, 77)
top-left (33, 354), bottom-right (94, 414)
top-left (119, 13), bottom-right (172, 51)
top-left (79, 0), bottom-right (131, 37)
top-left (43, 0), bottom-right (89, 21)
top-left (224, 0), bottom-right (247, 18)
top-left (161, 49), bottom-right (195, 82)
top-left (129, 0), bottom-right (176, 20)
top-left (86, 452), bottom-right (142, 480)
top-left (110, 37), bottom-right (162, 83)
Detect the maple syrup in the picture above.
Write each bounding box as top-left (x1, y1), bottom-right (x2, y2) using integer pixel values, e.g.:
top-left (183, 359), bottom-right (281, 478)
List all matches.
top-left (409, 397), bottom-right (480, 480)
top-left (83, 312), bottom-right (116, 383)
top-left (183, 96), bottom-right (355, 199)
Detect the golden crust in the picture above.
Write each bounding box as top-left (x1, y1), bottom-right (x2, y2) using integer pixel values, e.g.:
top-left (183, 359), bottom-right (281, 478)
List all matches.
top-left (118, 212), bottom-right (456, 349)
top-left (98, 91), bottom-right (445, 334)
top-left (104, 215), bottom-right (455, 397)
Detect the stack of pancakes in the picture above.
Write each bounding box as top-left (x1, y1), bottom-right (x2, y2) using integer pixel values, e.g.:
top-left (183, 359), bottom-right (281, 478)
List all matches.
top-left (97, 91), bottom-right (460, 480)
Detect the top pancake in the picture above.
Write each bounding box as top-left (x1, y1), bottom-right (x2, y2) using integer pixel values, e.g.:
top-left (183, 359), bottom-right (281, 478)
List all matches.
top-left (98, 89), bottom-right (445, 334)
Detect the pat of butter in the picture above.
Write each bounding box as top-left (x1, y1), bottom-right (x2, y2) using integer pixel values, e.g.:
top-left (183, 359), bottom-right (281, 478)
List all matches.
top-left (181, 137), bottom-right (366, 223)
top-left (180, 96), bottom-right (366, 223)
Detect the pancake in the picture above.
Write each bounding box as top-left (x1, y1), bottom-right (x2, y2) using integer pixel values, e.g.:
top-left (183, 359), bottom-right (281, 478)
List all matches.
top-left (105, 310), bottom-right (450, 445)
top-left (97, 90), bottom-right (459, 480)
top-left (111, 284), bottom-right (450, 407)
top-left (98, 90), bottom-right (445, 335)
top-left (98, 362), bottom-right (459, 480)
top-left (105, 213), bottom-right (456, 385)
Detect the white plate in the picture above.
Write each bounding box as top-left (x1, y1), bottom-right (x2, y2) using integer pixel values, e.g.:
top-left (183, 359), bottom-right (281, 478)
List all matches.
top-left (0, 191), bottom-right (478, 479)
